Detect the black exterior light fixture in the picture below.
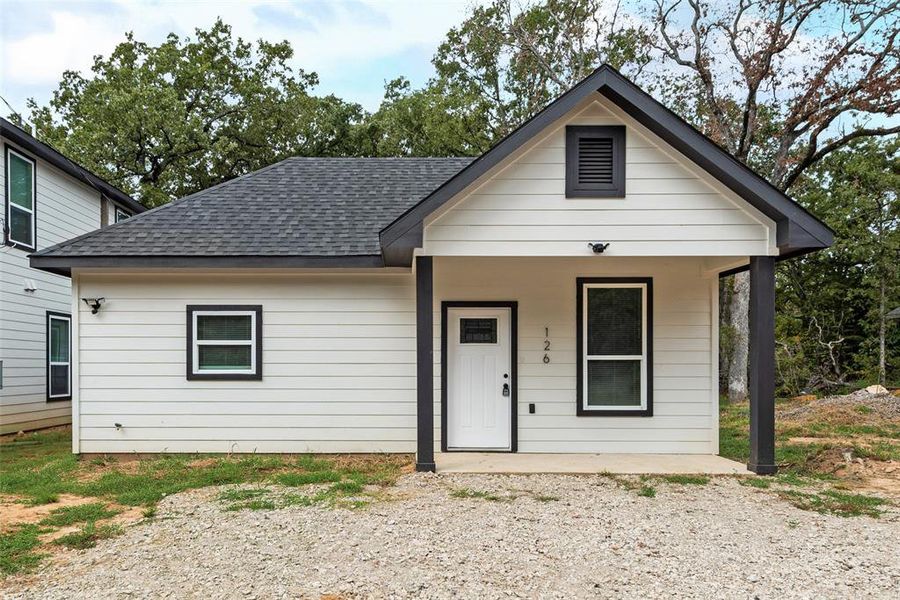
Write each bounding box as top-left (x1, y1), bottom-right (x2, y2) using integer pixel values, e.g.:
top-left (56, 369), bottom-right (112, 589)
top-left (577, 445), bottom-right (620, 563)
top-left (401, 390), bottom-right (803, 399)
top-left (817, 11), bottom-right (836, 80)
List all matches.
top-left (82, 297), bottom-right (105, 314)
top-left (588, 242), bottom-right (610, 254)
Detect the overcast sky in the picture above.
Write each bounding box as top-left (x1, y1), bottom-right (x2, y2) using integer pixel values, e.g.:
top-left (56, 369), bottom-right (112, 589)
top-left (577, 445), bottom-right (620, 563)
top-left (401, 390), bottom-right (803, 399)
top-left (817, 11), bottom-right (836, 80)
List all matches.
top-left (0, 0), bottom-right (487, 117)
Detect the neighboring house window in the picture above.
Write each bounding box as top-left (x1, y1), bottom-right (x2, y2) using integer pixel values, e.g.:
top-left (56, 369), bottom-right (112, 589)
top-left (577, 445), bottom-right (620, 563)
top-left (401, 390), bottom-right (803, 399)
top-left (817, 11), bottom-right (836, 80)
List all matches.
top-left (5, 146), bottom-right (37, 250)
top-left (576, 278), bottom-right (652, 416)
top-left (47, 312), bottom-right (71, 401)
top-left (114, 207), bottom-right (131, 223)
top-left (565, 125), bottom-right (626, 198)
top-left (186, 305), bottom-right (262, 380)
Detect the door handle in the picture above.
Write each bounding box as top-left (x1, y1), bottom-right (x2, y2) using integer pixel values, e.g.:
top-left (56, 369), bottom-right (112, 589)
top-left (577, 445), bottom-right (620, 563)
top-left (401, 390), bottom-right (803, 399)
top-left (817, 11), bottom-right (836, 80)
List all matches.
top-left (502, 383), bottom-right (510, 397)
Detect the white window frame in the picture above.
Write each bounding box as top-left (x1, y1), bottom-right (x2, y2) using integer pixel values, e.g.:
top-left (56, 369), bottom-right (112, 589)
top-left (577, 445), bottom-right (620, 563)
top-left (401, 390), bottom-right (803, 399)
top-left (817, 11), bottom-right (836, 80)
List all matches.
top-left (6, 147), bottom-right (36, 249)
top-left (581, 282), bottom-right (648, 412)
top-left (191, 310), bottom-right (257, 376)
top-left (47, 313), bottom-right (71, 400)
top-left (114, 206), bottom-right (131, 223)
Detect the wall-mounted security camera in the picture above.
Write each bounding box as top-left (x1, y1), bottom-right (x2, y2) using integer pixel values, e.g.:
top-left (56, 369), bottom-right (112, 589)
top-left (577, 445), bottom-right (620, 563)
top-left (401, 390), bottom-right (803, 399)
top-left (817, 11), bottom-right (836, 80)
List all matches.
top-left (82, 297), bottom-right (106, 314)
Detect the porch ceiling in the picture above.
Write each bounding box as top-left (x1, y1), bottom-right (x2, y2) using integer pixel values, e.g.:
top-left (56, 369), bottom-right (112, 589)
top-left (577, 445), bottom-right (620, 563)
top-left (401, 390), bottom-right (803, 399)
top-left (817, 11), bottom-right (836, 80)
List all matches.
top-left (435, 452), bottom-right (752, 475)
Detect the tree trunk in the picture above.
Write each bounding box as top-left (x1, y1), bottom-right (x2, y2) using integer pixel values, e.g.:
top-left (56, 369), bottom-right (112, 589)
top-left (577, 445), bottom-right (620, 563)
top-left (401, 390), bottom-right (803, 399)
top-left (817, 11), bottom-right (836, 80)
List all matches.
top-left (728, 272), bottom-right (750, 402)
top-left (879, 276), bottom-right (886, 386)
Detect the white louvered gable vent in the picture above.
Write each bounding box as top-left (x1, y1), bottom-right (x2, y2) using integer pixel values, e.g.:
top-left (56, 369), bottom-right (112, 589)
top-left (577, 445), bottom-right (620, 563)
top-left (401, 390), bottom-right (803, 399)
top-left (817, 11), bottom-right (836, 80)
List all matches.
top-left (566, 125), bottom-right (626, 197)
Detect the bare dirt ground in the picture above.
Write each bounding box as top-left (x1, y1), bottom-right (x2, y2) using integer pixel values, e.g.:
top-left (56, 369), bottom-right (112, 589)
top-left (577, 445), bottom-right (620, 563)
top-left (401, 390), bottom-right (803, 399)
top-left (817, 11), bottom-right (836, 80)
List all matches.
top-left (3, 473), bottom-right (899, 600)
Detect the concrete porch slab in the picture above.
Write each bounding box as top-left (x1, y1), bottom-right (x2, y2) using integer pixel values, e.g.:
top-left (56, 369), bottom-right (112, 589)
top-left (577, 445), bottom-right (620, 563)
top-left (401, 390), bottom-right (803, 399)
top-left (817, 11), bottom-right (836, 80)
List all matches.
top-left (435, 452), bottom-right (752, 475)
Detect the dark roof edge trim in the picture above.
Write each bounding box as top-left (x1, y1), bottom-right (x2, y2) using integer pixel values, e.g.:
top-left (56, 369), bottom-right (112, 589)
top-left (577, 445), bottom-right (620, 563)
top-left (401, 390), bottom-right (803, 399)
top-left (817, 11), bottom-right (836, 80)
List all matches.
top-left (30, 254), bottom-right (385, 277)
top-left (1, 118), bottom-right (146, 215)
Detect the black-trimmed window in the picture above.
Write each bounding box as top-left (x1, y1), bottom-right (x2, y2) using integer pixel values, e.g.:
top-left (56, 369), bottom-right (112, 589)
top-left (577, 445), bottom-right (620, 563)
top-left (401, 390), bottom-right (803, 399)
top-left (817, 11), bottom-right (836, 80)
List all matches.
top-left (187, 305), bottom-right (262, 380)
top-left (114, 206), bottom-right (131, 223)
top-left (5, 146), bottom-right (37, 250)
top-left (565, 125), bottom-right (625, 198)
top-left (576, 278), bottom-right (652, 416)
top-left (47, 311), bottom-right (71, 401)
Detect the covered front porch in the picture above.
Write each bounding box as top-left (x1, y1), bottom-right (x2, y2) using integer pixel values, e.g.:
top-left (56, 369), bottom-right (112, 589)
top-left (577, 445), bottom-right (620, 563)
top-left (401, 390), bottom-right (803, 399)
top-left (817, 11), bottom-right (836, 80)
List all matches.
top-left (414, 255), bottom-right (777, 475)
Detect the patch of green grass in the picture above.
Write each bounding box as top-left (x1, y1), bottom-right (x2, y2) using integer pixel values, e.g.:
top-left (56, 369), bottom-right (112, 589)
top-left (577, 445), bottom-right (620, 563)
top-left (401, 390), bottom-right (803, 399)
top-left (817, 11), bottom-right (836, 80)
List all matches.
top-left (343, 469), bottom-right (398, 486)
top-left (0, 430), bottom-right (79, 505)
top-left (740, 477), bottom-right (771, 489)
top-left (53, 522), bottom-right (122, 550)
top-left (1, 430), bottom-right (410, 575)
top-left (637, 485), bottom-right (656, 498)
top-left (535, 494), bottom-right (559, 502)
top-left (855, 405), bottom-right (874, 415)
top-left (775, 473), bottom-right (812, 487)
top-left (777, 490), bottom-right (886, 518)
top-left (450, 488), bottom-right (505, 502)
top-left (76, 454), bottom-right (292, 506)
top-left (720, 395), bottom-right (900, 479)
top-left (660, 475), bottom-right (709, 486)
top-left (854, 442), bottom-right (900, 462)
top-left (224, 499), bottom-right (277, 512)
top-left (275, 471), bottom-right (342, 486)
top-left (280, 493), bottom-right (315, 507)
top-left (217, 488), bottom-right (270, 502)
top-left (0, 525), bottom-right (48, 576)
top-left (296, 455), bottom-right (333, 471)
top-left (40, 503), bottom-right (120, 527)
top-left (720, 397), bottom-right (852, 477)
top-left (329, 480), bottom-right (364, 495)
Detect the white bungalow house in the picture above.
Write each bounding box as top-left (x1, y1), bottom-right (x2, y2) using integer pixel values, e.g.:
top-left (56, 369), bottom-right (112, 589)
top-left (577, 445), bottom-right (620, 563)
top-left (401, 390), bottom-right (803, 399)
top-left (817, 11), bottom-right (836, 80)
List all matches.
top-left (1, 118), bottom-right (145, 433)
top-left (30, 67), bottom-right (832, 474)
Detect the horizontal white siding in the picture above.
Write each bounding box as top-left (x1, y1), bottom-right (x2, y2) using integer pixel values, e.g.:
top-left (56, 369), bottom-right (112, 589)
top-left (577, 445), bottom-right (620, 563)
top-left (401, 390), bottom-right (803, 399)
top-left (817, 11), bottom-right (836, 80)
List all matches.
top-left (1, 138), bottom-right (104, 433)
top-left (433, 257), bottom-right (718, 454)
top-left (75, 272), bottom-right (417, 453)
top-left (75, 259), bottom-right (716, 455)
top-left (424, 96), bottom-right (776, 257)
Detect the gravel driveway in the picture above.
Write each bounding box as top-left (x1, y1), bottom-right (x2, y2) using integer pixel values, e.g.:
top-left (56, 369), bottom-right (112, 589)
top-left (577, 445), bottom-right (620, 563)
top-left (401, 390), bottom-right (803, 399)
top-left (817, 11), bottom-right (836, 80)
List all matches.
top-left (4, 473), bottom-right (899, 599)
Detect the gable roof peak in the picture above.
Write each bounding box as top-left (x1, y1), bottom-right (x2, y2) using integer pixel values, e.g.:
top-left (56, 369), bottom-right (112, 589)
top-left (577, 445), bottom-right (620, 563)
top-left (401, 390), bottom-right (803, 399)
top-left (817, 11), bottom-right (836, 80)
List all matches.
top-left (379, 63), bottom-right (832, 266)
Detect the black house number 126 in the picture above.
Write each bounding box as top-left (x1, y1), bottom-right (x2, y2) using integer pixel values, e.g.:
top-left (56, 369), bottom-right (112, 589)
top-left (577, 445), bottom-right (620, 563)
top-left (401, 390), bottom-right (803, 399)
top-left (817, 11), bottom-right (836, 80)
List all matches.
top-left (543, 327), bottom-right (551, 364)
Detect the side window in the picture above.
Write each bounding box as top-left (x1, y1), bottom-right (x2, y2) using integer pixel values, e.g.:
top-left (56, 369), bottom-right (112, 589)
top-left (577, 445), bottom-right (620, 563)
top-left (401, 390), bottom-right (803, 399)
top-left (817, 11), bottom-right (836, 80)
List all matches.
top-left (565, 125), bottom-right (626, 198)
top-left (115, 207), bottom-right (131, 223)
top-left (47, 312), bottom-right (71, 401)
top-left (186, 305), bottom-right (262, 380)
top-left (5, 147), bottom-right (36, 250)
top-left (576, 278), bottom-right (652, 416)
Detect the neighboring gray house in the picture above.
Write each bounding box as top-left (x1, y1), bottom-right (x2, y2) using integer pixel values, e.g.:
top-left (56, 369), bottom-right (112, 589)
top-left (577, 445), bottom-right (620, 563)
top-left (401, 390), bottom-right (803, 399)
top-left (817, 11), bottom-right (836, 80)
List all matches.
top-left (30, 67), bottom-right (832, 474)
top-left (1, 118), bottom-right (145, 434)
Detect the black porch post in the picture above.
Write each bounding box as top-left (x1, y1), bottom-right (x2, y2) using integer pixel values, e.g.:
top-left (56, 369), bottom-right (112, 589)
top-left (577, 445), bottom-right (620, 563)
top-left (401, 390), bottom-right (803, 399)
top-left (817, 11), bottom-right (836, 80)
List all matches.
top-left (748, 256), bottom-right (777, 474)
top-left (415, 256), bottom-right (435, 472)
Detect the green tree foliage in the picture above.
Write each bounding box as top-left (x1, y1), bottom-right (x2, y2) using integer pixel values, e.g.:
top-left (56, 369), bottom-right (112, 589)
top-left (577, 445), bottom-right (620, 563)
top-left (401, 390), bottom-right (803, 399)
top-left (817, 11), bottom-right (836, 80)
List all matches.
top-left (363, 77), bottom-right (491, 156)
top-left (430, 0), bottom-right (651, 140)
top-left (777, 139), bottom-right (900, 392)
top-left (19, 3), bottom-right (897, 393)
top-left (25, 20), bottom-right (366, 207)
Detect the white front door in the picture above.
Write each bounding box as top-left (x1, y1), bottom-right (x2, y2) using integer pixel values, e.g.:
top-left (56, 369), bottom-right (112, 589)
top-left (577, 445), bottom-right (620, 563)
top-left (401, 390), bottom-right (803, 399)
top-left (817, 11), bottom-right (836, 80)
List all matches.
top-left (446, 307), bottom-right (512, 450)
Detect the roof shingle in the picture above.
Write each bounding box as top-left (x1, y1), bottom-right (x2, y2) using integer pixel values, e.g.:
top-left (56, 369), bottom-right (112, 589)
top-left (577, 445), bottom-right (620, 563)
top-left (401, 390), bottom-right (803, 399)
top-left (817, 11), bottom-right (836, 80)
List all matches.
top-left (33, 157), bottom-right (472, 259)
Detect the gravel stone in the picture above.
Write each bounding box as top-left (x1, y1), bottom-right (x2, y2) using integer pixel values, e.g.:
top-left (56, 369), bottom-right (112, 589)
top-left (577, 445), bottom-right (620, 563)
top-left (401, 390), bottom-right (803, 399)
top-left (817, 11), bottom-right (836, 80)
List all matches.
top-left (3, 474), bottom-right (899, 599)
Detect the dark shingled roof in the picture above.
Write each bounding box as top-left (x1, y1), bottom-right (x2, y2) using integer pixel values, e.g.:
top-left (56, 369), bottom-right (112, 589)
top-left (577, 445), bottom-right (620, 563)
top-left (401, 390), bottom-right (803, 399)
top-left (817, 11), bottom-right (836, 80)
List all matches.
top-left (32, 157), bottom-right (473, 260)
